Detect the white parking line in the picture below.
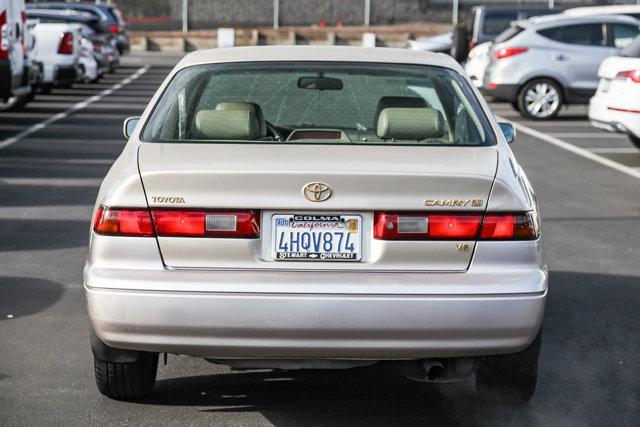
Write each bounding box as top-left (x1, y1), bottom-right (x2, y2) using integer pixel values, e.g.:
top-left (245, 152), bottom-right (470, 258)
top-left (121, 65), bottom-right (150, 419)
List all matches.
top-left (498, 117), bottom-right (640, 181)
top-left (547, 133), bottom-right (628, 138)
top-left (0, 177), bottom-right (102, 186)
top-left (0, 157), bottom-right (113, 165)
top-left (588, 147), bottom-right (639, 154)
top-left (0, 66), bottom-right (149, 150)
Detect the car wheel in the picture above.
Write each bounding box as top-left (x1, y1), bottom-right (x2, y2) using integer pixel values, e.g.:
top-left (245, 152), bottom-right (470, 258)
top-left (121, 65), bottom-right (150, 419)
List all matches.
top-left (0, 95), bottom-right (28, 112)
top-left (451, 25), bottom-right (469, 62)
top-left (628, 133), bottom-right (640, 149)
top-left (94, 352), bottom-right (158, 400)
top-left (517, 79), bottom-right (563, 120)
top-left (475, 328), bottom-right (542, 405)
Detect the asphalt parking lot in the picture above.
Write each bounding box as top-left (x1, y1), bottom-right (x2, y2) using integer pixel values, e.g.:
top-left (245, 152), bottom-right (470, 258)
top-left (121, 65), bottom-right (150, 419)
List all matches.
top-left (0, 55), bottom-right (638, 426)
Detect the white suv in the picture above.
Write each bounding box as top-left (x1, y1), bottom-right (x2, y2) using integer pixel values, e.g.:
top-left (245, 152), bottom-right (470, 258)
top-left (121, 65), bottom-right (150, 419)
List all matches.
top-left (483, 14), bottom-right (640, 119)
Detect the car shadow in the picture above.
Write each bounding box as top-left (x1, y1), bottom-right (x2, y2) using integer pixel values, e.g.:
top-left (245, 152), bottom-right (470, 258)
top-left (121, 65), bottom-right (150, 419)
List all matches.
top-left (0, 277), bottom-right (64, 321)
top-left (0, 219), bottom-right (90, 251)
top-left (133, 271), bottom-right (640, 425)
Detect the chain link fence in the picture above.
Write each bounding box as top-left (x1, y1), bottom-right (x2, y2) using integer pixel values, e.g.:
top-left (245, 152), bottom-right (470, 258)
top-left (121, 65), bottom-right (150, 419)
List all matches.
top-left (113, 0), bottom-right (639, 31)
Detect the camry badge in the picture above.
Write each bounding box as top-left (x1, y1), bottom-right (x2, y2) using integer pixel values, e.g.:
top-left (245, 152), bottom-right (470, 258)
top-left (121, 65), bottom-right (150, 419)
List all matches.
top-left (303, 182), bottom-right (332, 202)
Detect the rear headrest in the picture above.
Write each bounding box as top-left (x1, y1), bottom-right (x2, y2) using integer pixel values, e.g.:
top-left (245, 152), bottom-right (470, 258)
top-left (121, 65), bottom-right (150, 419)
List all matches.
top-left (215, 102), bottom-right (267, 138)
top-left (374, 96), bottom-right (428, 128)
top-left (376, 107), bottom-right (445, 140)
top-left (195, 109), bottom-right (259, 140)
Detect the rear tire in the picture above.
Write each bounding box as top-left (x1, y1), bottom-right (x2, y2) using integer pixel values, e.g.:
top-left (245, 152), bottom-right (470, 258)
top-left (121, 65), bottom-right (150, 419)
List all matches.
top-left (94, 352), bottom-right (158, 400)
top-left (628, 133), bottom-right (640, 149)
top-left (450, 25), bottom-right (469, 62)
top-left (475, 329), bottom-right (542, 405)
top-left (517, 78), bottom-right (563, 120)
top-left (0, 95), bottom-right (28, 112)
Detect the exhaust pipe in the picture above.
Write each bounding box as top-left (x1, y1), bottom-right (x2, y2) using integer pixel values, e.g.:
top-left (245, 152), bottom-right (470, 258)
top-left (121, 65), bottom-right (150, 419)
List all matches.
top-left (423, 359), bottom-right (445, 381)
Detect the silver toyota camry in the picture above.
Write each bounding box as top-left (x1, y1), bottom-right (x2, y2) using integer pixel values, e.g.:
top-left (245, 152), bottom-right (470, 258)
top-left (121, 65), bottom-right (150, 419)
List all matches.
top-left (85, 46), bottom-right (546, 404)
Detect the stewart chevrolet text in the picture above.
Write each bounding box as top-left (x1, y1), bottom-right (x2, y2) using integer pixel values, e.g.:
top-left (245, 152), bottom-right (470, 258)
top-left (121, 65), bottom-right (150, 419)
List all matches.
top-left (85, 46), bottom-right (545, 404)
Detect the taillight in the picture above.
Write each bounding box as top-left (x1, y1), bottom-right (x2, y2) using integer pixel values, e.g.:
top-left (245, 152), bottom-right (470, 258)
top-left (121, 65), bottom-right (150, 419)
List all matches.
top-left (494, 47), bottom-right (528, 60)
top-left (0, 10), bottom-right (8, 60)
top-left (615, 70), bottom-right (640, 84)
top-left (374, 213), bottom-right (482, 240)
top-left (374, 212), bottom-right (539, 241)
top-left (151, 209), bottom-right (260, 238)
top-left (93, 206), bottom-right (154, 237)
top-left (468, 40), bottom-right (477, 52)
top-left (93, 207), bottom-right (261, 238)
top-left (58, 32), bottom-right (74, 55)
top-left (480, 212), bottom-right (539, 240)
top-left (108, 24), bottom-right (120, 34)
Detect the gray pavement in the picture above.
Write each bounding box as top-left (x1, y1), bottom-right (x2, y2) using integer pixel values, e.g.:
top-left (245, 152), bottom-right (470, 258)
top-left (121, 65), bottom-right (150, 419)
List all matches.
top-left (0, 55), bottom-right (639, 426)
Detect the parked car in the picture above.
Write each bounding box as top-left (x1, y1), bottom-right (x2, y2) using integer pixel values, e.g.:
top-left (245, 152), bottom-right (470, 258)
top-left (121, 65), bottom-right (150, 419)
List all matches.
top-left (29, 20), bottom-right (82, 91)
top-left (26, 9), bottom-right (116, 75)
top-left (86, 46), bottom-right (545, 405)
top-left (0, 0), bottom-right (37, 111)
top-left (589, 35), bottom-right (640, 148)
top-left (26, 1), bottom-right (128, 54)
top-left (564, 4), bottom-right (640, 21)
top-left (79, 36), bottom-right (98, 83)
top-left (464, 41), bottom-right (492, 87)
top-left (407, 31), bottom-right (452, 54)
top-left (482, 15), bottom-right (640, 120)
top-left (449, 5), bottom-right (561, 61)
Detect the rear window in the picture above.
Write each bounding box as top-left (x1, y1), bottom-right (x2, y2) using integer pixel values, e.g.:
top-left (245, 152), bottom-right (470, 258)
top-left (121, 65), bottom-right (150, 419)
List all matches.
top-left (621, 35), bottom-right (640, 57)
top-left (610, 24), bottom-right (640, 49)
top-left (482, 12), bottom-right (518, 36)
top-left (494, 25), bottom-right (525, 44)
top-left (142, 61), bottom-right (495, 146)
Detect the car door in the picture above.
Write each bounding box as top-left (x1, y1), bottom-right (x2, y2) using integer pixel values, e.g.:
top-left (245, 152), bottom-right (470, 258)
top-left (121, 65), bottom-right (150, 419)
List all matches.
top-left (539, 23), bottom-right (616, 100)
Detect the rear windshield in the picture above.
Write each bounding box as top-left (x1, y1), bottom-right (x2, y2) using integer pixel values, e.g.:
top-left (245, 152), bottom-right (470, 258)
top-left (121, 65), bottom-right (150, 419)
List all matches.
top-left (494, 25), bottom-right (525, 43)
top-left (482, 12), bottom-right (518, 36)
top-left (142, 61), bottom-right (495, 146)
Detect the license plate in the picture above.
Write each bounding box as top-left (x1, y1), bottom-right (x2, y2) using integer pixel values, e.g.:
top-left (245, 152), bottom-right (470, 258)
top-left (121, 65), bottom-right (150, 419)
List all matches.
top-left (272, 214), bottom-right (362, 261)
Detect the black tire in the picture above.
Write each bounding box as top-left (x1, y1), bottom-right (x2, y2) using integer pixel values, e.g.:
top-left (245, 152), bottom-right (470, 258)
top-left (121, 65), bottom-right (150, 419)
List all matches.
top-left (517, 78), bottom-right (563, 120)
top-left (475, 329), bottom-right (542, 405)
top-left (629, 133), bottom-right (640, 149)
top-left (94, 352), bottom-right (158, 400)
top-left (451, 25), bottom-right (469, 62)
top-left (0, 95), bottom-right (29, 112)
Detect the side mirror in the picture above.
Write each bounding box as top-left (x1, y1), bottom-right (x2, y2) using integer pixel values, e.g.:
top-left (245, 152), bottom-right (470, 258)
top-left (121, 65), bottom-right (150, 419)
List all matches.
top-left (123, 116), bottom-right (140, 139)
top-left (499, 122), bottom-right (516, 144)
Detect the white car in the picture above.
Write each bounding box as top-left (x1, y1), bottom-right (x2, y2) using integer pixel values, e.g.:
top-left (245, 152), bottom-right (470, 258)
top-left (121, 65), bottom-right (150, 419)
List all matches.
top-left (30, 21), bottom-right (82, 91)
top-left (589, 36), bottom-right (640, 147)
top-left (0, 0), bottom-right (31, 111)
top-left (464, 42), bottom-right (492, 88)
top-left (79, 37), bottom-right (98, 82)
top-left (407, 31), bottom-right (452, 53)
top-left (86, 46), bottom-right (545, 404)
top-left (564, 5), bottom-right (640, 21)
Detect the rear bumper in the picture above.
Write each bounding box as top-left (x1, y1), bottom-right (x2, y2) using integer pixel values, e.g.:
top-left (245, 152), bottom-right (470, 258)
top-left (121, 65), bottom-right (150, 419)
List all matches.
top-left (589, 94), bottom-right (640, 138)
top-left (85, 233), bottom-right (547, 360)
top-left (481, 83), bottom-right (519, 102)
top-left (0, 60), bottom-right (12, 99)
top-left (54, 65), bottom-right (80, 85)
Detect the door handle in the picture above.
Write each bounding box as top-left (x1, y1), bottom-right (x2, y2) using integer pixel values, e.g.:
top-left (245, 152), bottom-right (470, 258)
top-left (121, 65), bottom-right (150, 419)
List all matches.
top-left (554, 54), bottom-right (568, 61)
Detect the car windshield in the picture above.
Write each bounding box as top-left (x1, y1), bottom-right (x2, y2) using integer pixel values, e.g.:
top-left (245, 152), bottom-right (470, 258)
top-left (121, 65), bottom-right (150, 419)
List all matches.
top-left (142, 61), bottom-right (494, 146)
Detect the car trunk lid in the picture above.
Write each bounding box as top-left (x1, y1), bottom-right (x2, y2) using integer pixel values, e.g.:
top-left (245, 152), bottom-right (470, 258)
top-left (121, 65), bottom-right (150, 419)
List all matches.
top-left (138, 143), bottom-right (498, 271)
